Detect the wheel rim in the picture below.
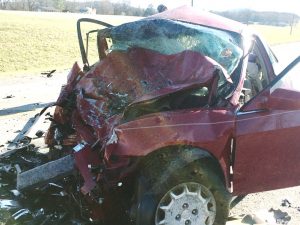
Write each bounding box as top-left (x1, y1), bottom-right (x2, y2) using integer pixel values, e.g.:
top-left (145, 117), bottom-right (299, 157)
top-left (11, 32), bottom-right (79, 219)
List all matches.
top-left (155, 182), bottom-right (216, 225)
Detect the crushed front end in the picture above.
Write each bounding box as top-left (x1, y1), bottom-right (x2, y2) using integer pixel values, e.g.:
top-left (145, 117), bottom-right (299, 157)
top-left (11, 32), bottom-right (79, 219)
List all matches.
top-left (18, 14), bottom-right (244, 223)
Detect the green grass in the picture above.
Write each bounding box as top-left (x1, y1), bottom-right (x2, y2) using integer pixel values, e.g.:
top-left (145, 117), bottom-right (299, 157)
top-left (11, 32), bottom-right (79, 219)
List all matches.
top-left (0, 10), bottom-right (299, 75)
top-left (0, 11), bottom-right (138, 75)
top-left (250, 23), bottom-right (300, 45)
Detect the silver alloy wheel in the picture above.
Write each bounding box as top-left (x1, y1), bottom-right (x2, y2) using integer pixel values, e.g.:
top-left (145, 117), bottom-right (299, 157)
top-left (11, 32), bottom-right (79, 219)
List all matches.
top-left (155, 182), bottom-right (216, 225)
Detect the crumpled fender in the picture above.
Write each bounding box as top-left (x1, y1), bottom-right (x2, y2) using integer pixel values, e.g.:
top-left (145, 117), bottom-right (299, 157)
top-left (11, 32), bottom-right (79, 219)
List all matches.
top-left (105, 108), bottom-right (235, 187)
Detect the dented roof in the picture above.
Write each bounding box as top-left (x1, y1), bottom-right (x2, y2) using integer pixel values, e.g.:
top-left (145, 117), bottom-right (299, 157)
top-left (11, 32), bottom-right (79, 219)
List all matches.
top-left (149, 5), bottom-right (246, 34)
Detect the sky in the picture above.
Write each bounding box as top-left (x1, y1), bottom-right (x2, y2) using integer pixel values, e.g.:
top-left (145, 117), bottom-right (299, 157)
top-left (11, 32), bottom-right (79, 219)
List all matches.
top-left (128, 0), bottom-right (300, 15)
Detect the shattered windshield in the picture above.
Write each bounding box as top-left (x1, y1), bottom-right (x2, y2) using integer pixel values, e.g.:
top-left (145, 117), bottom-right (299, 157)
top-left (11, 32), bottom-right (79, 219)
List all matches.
top-left (106, 19), bottom-right (243, 75)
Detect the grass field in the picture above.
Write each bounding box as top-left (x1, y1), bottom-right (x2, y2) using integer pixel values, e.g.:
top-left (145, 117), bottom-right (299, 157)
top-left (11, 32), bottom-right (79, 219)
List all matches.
top-left (252, 24), bottom-right (300, 45)
top-left (0, 10), bottom-right (299, 75)
top-left (0, 10), bottom-right (138, 75)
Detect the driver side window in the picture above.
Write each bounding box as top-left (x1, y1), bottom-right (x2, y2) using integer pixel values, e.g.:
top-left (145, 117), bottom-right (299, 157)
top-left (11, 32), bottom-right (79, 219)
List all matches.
top-left (241, 41), bottom-right (270, 104)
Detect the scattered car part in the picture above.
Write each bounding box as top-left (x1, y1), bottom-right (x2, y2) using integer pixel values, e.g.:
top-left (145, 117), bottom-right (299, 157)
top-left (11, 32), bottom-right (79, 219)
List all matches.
top-left (17, 155), bottom-right (75, 190)
top-left (41, 69), bottom-right (56, 77)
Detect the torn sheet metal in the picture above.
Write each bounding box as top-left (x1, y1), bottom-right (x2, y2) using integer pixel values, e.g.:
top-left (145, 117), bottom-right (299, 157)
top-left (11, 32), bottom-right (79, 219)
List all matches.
top-left (47, 48), bottom-right (237, 146)
top-left (4, 105), bottom-right (55, 156)
top-left (42, 17), bottom-right (244, 195)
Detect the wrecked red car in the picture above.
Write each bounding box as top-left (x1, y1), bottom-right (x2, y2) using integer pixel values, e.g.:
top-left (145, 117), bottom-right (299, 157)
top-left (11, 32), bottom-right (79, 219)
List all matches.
top-left (12, 6), bottom-right (300, 225)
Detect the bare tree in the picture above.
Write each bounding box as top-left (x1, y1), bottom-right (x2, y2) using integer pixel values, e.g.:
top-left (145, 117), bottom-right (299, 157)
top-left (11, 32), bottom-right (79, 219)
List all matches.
top-left (53, 0), bottom-right (65, 10)
top-left (0, 0), bottom-right (10, 9)
top-left (144, 4), bottom-right (156, 16)
top-left (290, 14), bottom-right (295, 35)
top-left (27, 0), bottom-right (36, 10)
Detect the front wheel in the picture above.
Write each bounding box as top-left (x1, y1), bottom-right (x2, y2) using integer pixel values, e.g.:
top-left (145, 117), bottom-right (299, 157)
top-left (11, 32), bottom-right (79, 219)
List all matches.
top-left (134, 159), bottom-right (230, 225)
top-left (155, 182), bottom-right (216, 225)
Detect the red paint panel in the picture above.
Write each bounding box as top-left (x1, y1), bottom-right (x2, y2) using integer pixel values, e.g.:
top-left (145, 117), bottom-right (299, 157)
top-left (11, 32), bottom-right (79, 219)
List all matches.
top-left (234, 110), bottom-right (300, 195)
top-left (105, 109), bottom-right (235, 181)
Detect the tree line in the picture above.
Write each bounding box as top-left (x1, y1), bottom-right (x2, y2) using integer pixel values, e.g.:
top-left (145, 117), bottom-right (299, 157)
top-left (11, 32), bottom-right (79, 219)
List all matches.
top-left (214, 9), bottom-right (299, 27)
top-left (0, 0), bottom-right (299, 27)
top-left (0, 0), bottom-right (157, 16)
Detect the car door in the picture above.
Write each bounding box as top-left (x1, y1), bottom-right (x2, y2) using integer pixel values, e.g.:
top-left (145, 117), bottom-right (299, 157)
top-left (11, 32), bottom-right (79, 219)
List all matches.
top-left (233, 56), bottom-right (300, 195)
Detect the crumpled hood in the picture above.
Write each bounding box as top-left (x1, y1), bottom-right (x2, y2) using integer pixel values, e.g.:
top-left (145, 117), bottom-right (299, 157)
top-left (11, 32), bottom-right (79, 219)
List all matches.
top-left (71, 47), bottom-right (229, 139)
top-left (79, 48), bottom-right (229, 115)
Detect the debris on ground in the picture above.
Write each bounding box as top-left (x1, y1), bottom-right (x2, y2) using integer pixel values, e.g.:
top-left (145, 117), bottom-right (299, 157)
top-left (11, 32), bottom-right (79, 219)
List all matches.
top-left (0, 148), bottom-right (92, 224)
top-left (3, 106), bottom-right (53, 156)
top-left (227, 208), bottom-right (291, 224)
top-left (35, 130), bottom-right (44, 138)
top-left (41, 69), bottom-right (56, 78)
top-left (3, 94), bottom-right (15, 99)
top-left (17, 155), bottom-right (75, 190)
top-left (269, 208), bottom-right (291, 224)
top-left (282, 199), bottom-right (292, 208)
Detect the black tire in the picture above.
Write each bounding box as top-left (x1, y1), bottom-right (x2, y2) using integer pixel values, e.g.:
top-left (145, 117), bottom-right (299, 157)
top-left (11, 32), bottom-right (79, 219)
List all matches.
top-left (134, 154), bottom-right (230, 225)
